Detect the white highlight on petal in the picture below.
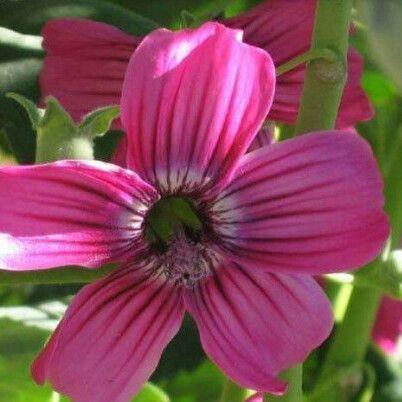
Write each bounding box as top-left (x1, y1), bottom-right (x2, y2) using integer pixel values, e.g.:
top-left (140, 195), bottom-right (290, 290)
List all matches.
top-left (0, 234), bottom-right (23, 264)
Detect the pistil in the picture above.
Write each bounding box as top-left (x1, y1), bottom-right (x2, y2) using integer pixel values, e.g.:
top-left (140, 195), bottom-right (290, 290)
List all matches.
top-left (160, 231), bottom-right (208, 287)
top-left (145, 196), bottom-right (210, 287)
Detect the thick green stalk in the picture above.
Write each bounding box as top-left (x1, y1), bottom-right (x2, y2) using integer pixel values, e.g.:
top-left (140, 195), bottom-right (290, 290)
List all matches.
top-left (279, 1), bottom-right (353, 401)
top-left (264, 366), bottom-right (302, 402)
top-left (312, 287), bottom-right (381, 401)
top-left (294, 2), bottom-right (387, 401)
top-left (219, 379), bottom-right (248, 402)
top-left (0, 265), bottom-right (116, 285)
top-left (324, 281), bottom-right (343, 307)
top-left (295, 0), bottom-right (353, 134)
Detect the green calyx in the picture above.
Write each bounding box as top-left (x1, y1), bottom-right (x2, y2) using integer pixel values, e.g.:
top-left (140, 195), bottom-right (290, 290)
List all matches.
top-left (145, 197), bottom-right (203, 247)
top-left (353, 248), bottom-right (402, 298)
top-left (7, 93), bottom-right (120, 163)
top-left (324, 241), bottom-right (402, 299)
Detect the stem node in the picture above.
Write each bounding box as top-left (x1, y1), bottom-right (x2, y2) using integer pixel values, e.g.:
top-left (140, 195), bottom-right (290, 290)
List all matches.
top-left (311, 56), bottom-right (346, 84)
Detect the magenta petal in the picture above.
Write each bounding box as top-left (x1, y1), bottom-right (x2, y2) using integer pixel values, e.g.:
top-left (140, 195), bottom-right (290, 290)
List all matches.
top-left (213, 131), bottom-right (389, 274)
top-left (121, 22), bottom-right (275, 193)
top-left (336, 49), bottom-right (374, 128)
top-left (225, 0), bottom-right (373, 128)
top-left (372, 297), bottom-right (402, 354)
top-left (0, 160), bottom-right (157, 270)
top-left (247, 122), bottom-right (275, 152)
top-left (40, 19), bottom-right (140, 126)
top-left (32, 266), bottom-right (185, 402)
top-left (225, 0), bottom-right (316, 66)
top-left (184, 261), bottom-right (333, 395)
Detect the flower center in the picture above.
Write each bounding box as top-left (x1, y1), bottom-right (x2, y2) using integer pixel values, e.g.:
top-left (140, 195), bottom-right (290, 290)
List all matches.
top-left (159, 231), bottom-right (208, 287)
top-left (145, 197), bottom-right (209, 287)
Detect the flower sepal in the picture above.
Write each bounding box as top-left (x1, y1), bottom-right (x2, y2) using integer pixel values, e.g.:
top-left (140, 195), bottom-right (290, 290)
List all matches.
top-left (380, 250), bottom-right (402, 298)
top-left (7, 92), bottom-right (119, 163)
top-left (351, 247), bottom-right (402, 299)
top-left (324, 244), bottom-right (402, 299)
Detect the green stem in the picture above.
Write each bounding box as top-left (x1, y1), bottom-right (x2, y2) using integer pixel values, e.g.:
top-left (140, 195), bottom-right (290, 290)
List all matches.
top-left (222, 1), bottom-right (353, 399)
top-left (324, 280), bottom-right (343, 305)
top-left (331, 283), bottom-right (353, 322)
top-left (219, 21), bottom-right (338, 402)
top-left (264, 366), bottom-right (303, 402)
top-left (313, 287), bottom-right (381, 402)
top-left (277, 1), bottom-right (353, 401)
top-left (295, 0), bottom-right (353, 134)
top-left (296, 1), bottom-right (385, 400)
top-left (219, 379), bottom-right (248, 402)
top-left (276, 48), bottom-right (337, 77)
top-left (0, 265), bottom-right (115, 285)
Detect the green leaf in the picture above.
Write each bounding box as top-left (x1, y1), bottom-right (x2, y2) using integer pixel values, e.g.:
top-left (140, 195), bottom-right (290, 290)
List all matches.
top-left (0, 301), bottom-right (67, 331)
top-left (132, 383), bottom-right (170, 402)
top-left (180, 10), bottom-right (197, 28)
top-left (0, 57), bottom-right (41, 163)
top-left (7, 92), bottom-right (43, 129)
top-left (362, 71), bottom-right (398, 107)
top-left (0, 318), bottom-right (54, 402)
top-left (79, 105), bottom-right (120, 138)
top-left (160, 360), bottom-right (224, 402)
top-left (0, 128), bottom-right (17, 164)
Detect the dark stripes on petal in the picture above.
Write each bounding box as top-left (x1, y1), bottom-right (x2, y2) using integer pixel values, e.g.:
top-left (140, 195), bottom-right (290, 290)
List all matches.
top-left (184, 260), bottom-right (333, 395)
top-left (211, 131), bottom-right (389, 275)
top-left (32, 266), bottom-right (185, 402)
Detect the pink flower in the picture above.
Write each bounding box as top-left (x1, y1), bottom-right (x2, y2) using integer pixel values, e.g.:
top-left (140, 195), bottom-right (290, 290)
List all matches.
top-left (372, 297), bottom-right (402, 354)
top-left (40, 19), bottom-right (141, 125)
top-left (224, 0), bottom-right (373, 128)
top-left (0, 23), bottom-right (388, 402)
top-left (40, 0), bottom-right (372, 131)
top-left (247, 121), bottom-right (276, 152)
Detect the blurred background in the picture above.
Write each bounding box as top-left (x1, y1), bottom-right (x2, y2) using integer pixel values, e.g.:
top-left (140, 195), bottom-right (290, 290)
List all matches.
top-left (1, 0), bottom-right (402, 401)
